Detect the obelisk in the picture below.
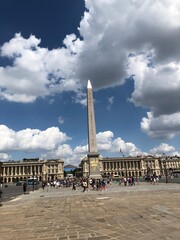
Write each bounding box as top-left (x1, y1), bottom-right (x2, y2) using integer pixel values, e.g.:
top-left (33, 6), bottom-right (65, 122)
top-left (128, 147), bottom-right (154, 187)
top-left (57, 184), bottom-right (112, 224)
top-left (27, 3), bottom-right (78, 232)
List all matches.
top-left (87, 80), bottom-right (101, 179)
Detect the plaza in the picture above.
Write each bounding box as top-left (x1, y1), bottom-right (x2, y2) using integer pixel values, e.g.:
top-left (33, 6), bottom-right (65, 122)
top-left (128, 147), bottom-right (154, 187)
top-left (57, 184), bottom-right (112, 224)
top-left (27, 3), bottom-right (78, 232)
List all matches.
top-left (0, 182), bottom-right (180, 240)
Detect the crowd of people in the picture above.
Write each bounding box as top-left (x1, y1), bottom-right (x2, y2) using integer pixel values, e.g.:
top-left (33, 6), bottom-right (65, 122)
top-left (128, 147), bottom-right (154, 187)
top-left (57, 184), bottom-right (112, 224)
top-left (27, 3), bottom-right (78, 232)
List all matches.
top-left (40, 174), bottom-right (161, 193)
top-left (119, 176), bottom-right (137, 186)
top-left (119, 174), bottom-right (160, 186)
top-left (41, 178), bottom-right (112, 192)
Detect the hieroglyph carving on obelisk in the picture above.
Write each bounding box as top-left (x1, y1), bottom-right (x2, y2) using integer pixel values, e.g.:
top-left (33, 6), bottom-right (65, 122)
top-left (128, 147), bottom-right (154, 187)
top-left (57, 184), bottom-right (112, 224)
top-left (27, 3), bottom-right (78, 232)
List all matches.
top-left (87, 80), bottom-right (101, 178)
top-left (87, 80), bottom-right (98, 153)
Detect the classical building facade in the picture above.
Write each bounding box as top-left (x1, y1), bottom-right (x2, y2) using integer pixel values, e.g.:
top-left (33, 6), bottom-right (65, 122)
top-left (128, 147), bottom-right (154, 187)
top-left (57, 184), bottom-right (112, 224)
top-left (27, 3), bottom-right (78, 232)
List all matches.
top-left (81, 155), bottom-right (180, 178)
top-left (0, 158), bottom-right (64, 183)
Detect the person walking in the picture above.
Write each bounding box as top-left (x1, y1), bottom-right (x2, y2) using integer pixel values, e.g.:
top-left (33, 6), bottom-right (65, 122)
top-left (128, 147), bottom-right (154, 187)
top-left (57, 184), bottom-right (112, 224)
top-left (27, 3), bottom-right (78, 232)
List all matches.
top-left (23, 182), bottom-right (27, 194)
top-left (72, 181), bottom-right (77, 191)
top-left (82, 179), bottom-right (87, 192)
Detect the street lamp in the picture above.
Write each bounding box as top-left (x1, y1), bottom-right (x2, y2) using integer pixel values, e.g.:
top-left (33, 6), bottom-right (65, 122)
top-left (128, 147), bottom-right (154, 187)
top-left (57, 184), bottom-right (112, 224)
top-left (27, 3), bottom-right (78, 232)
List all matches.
top-left (163, 159), bottom-right (168, 183)
top-left (146, 161), bottom-right (151, 181)
top-left (32, 170), bottom-right (35, 191)
top-left (25, 166), bottom-right (28, 186)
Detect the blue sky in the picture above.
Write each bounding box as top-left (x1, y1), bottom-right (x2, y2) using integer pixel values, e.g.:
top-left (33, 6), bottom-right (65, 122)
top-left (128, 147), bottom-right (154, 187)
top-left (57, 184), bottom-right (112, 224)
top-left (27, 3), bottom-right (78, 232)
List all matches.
top-left (0, 0), bottom-right (180, 165)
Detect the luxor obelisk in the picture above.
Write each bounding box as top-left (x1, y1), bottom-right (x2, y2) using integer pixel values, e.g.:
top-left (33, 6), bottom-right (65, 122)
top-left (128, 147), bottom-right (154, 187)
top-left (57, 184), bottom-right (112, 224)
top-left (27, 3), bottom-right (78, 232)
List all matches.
top-left (87, 80), bottom-right (101, 179)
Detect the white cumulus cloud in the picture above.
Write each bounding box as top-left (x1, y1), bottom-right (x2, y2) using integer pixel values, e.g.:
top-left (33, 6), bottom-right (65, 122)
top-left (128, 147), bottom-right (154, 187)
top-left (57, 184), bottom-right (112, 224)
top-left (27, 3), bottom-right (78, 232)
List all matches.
top-left (141, 112), bottom-right (180, 139)
top-left (0, 33), bottom-right (82, 103)
top-left (1, 0), bottom-right (180, 140)
top-left (0, 153), bottom-right (10, 162)
top-left (149, 143), bottom-right (175, 156)
top-left (0, 125), bottom-right (70, 152)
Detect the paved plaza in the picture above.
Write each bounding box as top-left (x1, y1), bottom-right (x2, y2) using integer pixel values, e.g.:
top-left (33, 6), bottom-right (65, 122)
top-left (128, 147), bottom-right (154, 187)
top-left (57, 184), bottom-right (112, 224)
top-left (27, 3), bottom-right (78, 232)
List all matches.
top-left (0, 182), bottom-right (180, 240)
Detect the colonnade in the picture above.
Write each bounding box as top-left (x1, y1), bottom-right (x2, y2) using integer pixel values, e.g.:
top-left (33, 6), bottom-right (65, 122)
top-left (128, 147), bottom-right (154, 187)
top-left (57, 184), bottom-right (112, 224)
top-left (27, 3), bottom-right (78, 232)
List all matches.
top-left (102, 160), bottom-right (142, 177)
top-left (2, 164), bottom-right (42, 176)
top-left (2, 164), bottom-right (43, 183)
top-left (0, 159), bottom-right (64, 183)
top-left (164, 161), bottom-right (180, 169)
top-left (102, 160), bottom-right (141, 171)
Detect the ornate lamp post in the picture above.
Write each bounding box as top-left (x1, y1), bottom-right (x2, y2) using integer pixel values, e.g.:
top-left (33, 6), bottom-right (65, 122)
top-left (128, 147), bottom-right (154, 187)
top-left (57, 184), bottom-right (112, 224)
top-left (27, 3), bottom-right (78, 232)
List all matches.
top-left (161, 153), bottom-right (168, 183)
top-left (32, 170), bottom-right (35, 191)
top-left (163, 159), bottom-right (168, 183)
top-left (25, 166), bottom-right (28, 183)
top-left (146, 160), bottom-right (151, 181)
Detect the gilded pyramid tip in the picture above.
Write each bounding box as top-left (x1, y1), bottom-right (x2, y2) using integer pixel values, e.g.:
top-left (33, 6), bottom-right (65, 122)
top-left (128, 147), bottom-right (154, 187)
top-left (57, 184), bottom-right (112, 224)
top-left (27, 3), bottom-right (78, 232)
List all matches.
top-left (87, 80), bottom-right (92, 89)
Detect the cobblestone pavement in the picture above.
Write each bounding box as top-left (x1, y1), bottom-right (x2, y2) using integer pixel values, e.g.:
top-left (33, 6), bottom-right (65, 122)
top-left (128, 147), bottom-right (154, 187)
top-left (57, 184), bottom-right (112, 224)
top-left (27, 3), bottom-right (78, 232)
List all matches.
top-left (0, 182), bottom-right (180, 240)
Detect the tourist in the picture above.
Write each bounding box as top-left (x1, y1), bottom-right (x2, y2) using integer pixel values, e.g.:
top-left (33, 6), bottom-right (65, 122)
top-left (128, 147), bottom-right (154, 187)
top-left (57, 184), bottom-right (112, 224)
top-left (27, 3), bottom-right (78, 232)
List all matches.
top-left (124, 177), bottom-right (127, 186)
top-left (128, 177), bottom-right (132, 186)
top-left (92, 179), bottom-right (96, 190)
top-left (89, 178), bottom-right (92, 186)
top-left (72, 181), bottom-right (77, 191)
top-left (23, 182), bottom-right (27, 194)
top-left (42, 182), bottom-right (45, 190)
top-left (132, 176), bottom-right (135, 186)
top-left (120, 177), bottom-right (124, 186)
top-left (0, 189), bottom-right (3, 198)
top-left (82, 179), bottom-right (87, 192)
top-left (101, 179), bottom-right (106, 191)
top-left (136, 177), bottom-right (140, 185)
top-left (152, 176), bottom-right (156, 185)
top-left (96, 179), bottom-right (101, 190)
top-left (156, 176), bottom-right (159, 184)
top-left (47, 182), bottom-right (50, 191)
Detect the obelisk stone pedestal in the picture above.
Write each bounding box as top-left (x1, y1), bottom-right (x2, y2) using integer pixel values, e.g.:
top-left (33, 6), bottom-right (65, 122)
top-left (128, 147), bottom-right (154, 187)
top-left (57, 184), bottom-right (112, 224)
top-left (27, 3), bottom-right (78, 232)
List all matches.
top-left (88, 153), bottom-right (101, 179)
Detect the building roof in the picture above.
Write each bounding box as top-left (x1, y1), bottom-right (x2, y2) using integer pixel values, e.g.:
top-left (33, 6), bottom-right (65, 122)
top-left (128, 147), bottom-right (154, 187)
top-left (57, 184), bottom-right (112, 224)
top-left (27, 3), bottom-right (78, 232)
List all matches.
top-left (64, 164), bottom-right (77, 169)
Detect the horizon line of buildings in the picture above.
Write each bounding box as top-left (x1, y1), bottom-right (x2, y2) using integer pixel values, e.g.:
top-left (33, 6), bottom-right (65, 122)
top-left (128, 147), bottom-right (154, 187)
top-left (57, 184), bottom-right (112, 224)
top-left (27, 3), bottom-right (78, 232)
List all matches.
top-left (81, 155), bottom-right (180, 178)
top-left (0, 155), bottom-right (180, 183)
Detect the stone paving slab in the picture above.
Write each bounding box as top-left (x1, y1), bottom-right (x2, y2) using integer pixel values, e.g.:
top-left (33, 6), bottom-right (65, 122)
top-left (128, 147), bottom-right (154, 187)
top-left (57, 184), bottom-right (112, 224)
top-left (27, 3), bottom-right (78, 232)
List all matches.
top-left (0, 183), bottom-right (180, 240)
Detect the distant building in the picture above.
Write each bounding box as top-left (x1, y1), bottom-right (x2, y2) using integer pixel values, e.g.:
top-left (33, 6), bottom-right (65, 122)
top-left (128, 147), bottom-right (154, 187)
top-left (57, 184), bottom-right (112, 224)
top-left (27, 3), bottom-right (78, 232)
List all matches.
top-left (0, 158), bottom-right (64, 183)
top-left (80, 155), bottom-right (180, 178)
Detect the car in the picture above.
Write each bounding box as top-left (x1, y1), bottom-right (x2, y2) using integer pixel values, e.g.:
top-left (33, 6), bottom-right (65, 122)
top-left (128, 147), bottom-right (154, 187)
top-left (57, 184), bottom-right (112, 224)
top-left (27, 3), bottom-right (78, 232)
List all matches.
top-left (144, 176), bottom-right (151, 181)
top-left (16, 181), bottom-right (24, 186)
